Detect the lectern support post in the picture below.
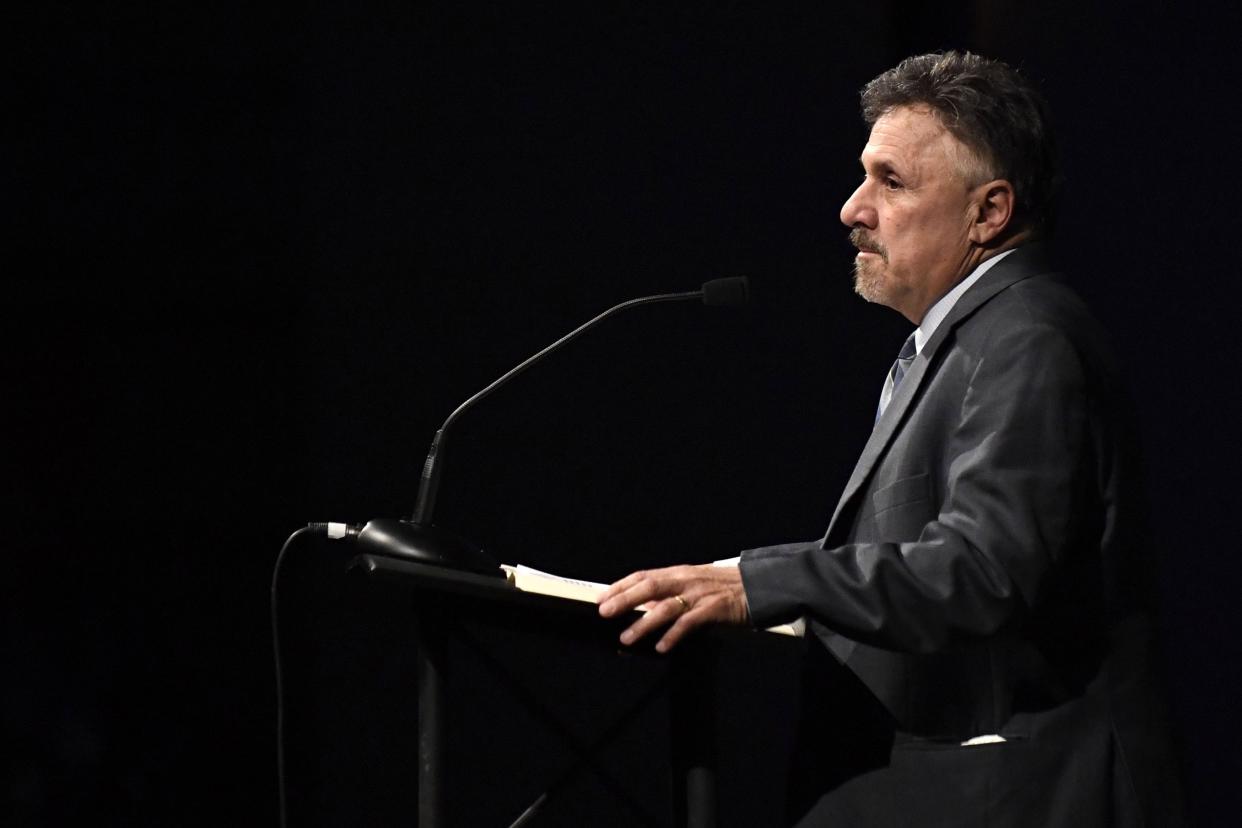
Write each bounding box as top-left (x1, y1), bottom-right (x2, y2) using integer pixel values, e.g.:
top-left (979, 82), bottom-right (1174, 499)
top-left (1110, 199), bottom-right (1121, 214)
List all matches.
top-left (415, 615), bottom-right (446, 827)
top-left (671, 642), bottom-right (718, 828)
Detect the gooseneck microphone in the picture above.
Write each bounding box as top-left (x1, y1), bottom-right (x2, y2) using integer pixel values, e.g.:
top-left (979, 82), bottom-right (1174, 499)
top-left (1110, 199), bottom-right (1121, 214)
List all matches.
top-left (354, 276), bottom-right (750, 575)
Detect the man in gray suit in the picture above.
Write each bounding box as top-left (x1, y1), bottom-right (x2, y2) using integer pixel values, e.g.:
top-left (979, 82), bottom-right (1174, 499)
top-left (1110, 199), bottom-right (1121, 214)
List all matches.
top-left (599, 52), bottom-right (1184, 826)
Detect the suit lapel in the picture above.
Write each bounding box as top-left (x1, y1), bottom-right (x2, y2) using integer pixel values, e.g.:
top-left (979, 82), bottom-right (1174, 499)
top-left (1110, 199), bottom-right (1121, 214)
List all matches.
top-left (824, 245), bottom-right (1054, 537)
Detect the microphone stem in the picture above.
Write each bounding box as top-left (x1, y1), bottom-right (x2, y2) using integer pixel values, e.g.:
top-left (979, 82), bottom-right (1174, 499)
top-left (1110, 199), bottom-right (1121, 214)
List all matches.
top-left (410, 288), bottom-right (702, 525)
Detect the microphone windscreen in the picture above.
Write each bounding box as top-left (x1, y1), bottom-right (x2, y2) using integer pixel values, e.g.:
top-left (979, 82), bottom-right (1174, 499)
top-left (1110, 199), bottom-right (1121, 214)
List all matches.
top-left (701, 276), bottom-right (750, 307)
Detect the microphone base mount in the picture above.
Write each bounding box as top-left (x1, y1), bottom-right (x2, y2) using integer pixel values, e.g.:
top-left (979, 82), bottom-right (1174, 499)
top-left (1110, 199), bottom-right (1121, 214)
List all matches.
top-left (355, 519), bottom-right (503, 578)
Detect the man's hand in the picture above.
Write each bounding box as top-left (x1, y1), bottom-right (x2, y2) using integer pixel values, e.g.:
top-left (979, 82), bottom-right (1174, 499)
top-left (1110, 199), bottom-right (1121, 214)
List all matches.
top-left (596, 564), bottom-right (750, 653)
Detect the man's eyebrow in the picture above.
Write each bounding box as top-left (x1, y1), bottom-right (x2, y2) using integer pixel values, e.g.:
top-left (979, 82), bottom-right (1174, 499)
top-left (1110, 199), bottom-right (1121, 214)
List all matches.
top-left (859, 156), bottom-right (898, 175)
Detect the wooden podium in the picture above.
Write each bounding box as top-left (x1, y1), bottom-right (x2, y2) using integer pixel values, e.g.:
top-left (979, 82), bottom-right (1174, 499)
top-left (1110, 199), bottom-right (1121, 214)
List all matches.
top-left (275, 528), bottom-right (802, 827)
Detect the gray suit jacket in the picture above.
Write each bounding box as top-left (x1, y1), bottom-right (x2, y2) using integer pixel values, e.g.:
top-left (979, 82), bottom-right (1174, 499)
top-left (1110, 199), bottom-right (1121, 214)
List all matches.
top-left (740, 245), bottom-right (1183, 826)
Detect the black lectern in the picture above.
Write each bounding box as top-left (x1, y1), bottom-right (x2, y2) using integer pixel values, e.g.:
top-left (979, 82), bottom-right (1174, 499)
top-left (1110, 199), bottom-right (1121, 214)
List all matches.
top-left (275, 528), bottom-right (801, 827)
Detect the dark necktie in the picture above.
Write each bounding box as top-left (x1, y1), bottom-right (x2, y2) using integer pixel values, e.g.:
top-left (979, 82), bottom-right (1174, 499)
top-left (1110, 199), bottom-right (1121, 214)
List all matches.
top-left (877, 332), bottom-right (917, 422)
top-left (890, 331), bottom-right (917, 392)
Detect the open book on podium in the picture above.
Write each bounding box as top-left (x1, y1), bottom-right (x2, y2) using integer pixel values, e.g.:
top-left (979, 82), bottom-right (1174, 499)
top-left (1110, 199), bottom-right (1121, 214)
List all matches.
top-left (500, 560), bottom-right (805, 638)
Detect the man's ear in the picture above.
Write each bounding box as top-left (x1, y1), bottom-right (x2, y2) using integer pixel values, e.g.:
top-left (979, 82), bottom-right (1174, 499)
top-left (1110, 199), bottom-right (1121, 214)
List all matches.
top-left (969, 179), bottom-right (1016, 245)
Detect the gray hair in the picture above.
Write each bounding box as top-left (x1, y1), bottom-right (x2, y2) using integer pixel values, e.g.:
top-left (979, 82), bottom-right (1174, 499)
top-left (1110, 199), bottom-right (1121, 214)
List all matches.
top-left (861, 51), bottom-right (1061, 238)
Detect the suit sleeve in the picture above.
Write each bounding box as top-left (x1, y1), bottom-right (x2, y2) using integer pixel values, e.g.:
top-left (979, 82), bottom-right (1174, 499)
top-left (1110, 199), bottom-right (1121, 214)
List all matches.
top-left (739, 318), bottom-right (1094, 654)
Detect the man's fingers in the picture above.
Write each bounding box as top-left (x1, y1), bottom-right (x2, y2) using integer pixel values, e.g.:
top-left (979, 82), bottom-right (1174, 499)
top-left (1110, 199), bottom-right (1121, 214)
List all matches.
top-left (597, 570), bottom-right (647, 604)
top-left (654, 605), bottom-right (707, 653)
top-left (618, 595), bottom-right (686, 646)
top-left (599, 580), bottom-right (657, 617)
top-left (598, 569), bottom-right (682, 617)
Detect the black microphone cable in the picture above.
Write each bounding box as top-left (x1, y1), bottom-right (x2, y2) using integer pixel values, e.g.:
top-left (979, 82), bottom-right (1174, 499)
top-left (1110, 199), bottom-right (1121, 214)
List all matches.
top-left (271, 522), bottom-right (359, 828)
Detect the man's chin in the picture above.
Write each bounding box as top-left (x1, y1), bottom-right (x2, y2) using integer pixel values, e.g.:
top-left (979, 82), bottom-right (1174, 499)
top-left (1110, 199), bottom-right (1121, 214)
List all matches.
top-left (853, 266), bottom-right (887, 305)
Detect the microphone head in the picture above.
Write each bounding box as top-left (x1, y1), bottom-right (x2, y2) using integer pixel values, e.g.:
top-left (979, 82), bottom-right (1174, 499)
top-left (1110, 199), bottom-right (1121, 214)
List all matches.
top-left (700, 276), bottom-right (750, 307)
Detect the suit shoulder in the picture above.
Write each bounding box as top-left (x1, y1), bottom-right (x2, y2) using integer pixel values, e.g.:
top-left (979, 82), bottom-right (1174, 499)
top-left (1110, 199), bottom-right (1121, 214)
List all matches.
top-left (993, 272), bottom-right (1089, 321)
top-left (966, 273), bottom-right (1105, 343)
top-left (962, 273), bottom-right (1120, 383)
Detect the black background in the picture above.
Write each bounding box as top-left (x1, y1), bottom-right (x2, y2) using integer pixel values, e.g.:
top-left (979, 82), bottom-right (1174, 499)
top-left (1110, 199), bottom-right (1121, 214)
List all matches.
top-left (10, 2), bottom-right (1242, 825)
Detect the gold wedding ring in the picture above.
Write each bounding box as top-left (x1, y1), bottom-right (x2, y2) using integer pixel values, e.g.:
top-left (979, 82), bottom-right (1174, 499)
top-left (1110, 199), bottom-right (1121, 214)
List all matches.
top-left (673, 595), bottom-right (689, 612)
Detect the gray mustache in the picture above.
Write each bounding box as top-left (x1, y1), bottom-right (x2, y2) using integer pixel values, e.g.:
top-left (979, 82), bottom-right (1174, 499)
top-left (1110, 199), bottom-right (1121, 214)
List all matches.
top-left (849, 228), bottom-right (887, 257)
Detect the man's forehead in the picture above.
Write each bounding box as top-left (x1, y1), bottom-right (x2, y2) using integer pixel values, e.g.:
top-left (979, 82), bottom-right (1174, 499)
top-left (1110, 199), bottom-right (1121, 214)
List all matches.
top-left (861, 106), bottom-right (953, 167)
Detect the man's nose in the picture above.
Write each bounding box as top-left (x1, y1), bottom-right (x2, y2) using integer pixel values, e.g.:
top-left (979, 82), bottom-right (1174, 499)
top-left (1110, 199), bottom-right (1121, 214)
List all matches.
top-left (840, 181), bottom-right (876, 229)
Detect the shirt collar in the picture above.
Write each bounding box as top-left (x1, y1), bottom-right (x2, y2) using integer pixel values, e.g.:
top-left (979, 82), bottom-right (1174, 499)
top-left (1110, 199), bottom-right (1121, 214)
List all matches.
top-left (912, 248), bottom-right (1017, 354)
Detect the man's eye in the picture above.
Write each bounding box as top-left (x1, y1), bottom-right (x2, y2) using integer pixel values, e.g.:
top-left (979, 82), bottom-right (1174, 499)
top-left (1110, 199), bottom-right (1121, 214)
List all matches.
top-left (884, 177), bottom-right (902, 190)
